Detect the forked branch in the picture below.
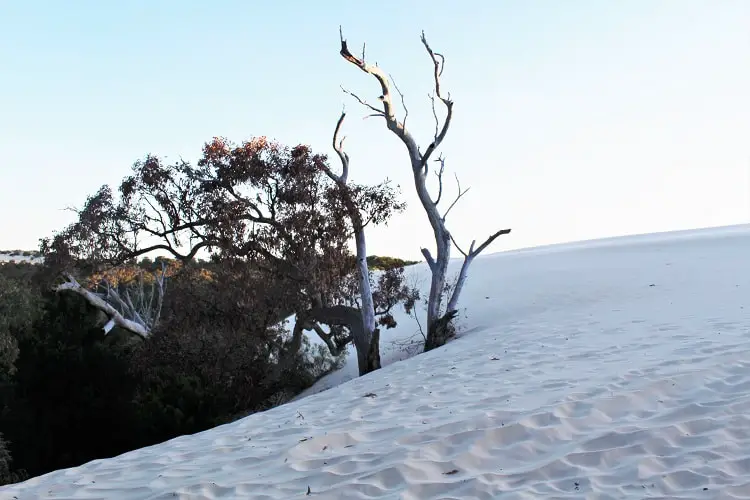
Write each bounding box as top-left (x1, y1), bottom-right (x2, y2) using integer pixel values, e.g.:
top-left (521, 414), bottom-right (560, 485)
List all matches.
top-left (339, 27), bottom-right (453, 168)
top-left (340, 87), bottom-right (384, 118)
top-left (339, 27), bottom-right (399, 125)
top-left (328, 110), bottom-right (349, 184)
top-left (53, 263), bottom-right (168, 340)
top-left (450, 229), bottom-right (512, 260)
top-left (420, 31), bottom-right (454, 167)
top-left (433, 156), bottom-right (447, 205)
top-left (54, 274), bottom-right (151, 339)
top-left (442, 172), bottom-right (470, 222)
top-left (446, 227), bottom-right (511, 315)
top-left (339, 28), bottom-right (511, 352)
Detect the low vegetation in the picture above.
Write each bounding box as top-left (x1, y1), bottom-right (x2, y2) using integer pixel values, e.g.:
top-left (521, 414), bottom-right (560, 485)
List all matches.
top-left (0, 30), bottom-right (511, 485)
top-left (0, 259), bottom-right (350, 482)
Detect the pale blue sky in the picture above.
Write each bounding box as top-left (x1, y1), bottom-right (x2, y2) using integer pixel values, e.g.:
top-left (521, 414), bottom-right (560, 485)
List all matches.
top-left (1, 1), bottom-right (748, 260)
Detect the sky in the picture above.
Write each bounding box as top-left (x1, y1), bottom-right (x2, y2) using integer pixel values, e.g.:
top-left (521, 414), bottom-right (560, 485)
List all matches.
top-left (1, 1), bottom-right (748, 261)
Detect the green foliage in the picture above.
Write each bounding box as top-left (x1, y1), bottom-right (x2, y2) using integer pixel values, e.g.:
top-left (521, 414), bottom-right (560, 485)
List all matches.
top-left (0, 261), bottom-right (345, 484)
top-left (0, 273), bottom-right (42, 376)
top-left (366, 255), bottom-right (419, 271)
top-left (1, 292), bottom-right (138, 478)
top-left (0, 261), bottom-right (39, 283)
top-left (304, 336), bottom-right (347, 379)
top-left (0, 434), bottom-right (27, 486)
top-left (281, 334), bottom-right (346, 390)
top-left (3, 133), bottom-right (416, 484)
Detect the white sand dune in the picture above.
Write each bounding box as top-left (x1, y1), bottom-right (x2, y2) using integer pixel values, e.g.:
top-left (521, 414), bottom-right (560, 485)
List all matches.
top-left (2, 224), bottom-right (750, 499)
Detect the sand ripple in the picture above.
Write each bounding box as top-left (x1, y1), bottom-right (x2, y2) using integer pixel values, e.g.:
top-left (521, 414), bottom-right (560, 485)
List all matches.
top-left (3, 226), bottom-right (750, 499)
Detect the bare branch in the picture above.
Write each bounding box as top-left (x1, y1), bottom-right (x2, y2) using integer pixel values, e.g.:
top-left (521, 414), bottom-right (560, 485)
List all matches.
top-left (420, 247), bottom-right (436, 270)
top-left (309, 322), bottom-right (351, 357)
top-left (339, 25), bottom-right (367, 73)
top-left (389, 73), bottom-right (409, 129)
top-left (445, 228), bottom-right (511, 315)
top-left (339, 28), bottom-right (406, 139)
top-left (450, 228), bottom-right (512, 261)
top-left (340, 86), bottom-right (385, 117)
top-left (420, 31), bottom-right (454, 166)
top-left (421, 32), bottom-right (448, 101)
top-left (429, 93), bottom-right (439, 146)
top-left (434, 156), bottom-right (446, 205)
top-left (339, 28), bottom-right (513, 352)
top-left (55, 274), bottom-right (150, 339)
top-left (321, 110), bottom-right (349, 184)
top-left (442, 173), bottom-right (470, 221)
top-left (449, 232), bottom-right (469, 258)
top-left (470, 228), bottom-right (512, 258)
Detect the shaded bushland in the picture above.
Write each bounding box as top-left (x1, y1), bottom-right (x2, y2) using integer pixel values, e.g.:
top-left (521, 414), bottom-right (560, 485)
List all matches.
top-left (0, 260), bottom-right (344, 483)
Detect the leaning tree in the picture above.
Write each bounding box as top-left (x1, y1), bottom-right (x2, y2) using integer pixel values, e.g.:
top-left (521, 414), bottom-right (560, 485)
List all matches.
top-left (338, 28), bottom-right (511, 350)
top-left (42, 136), bottom-right (413, 375)
top-left (314, 110), bottom-right (420, 374)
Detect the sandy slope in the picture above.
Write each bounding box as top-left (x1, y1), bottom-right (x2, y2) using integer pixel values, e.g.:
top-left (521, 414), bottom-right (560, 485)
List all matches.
top-left (2, 224), bottom-right (749, 499)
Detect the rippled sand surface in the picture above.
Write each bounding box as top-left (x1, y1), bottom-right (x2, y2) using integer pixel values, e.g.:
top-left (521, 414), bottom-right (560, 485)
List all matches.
top-left (3, 225), bottom-right (749, 499)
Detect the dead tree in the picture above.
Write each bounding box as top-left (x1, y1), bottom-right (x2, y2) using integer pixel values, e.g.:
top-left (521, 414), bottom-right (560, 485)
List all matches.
top-left (339, 28), bottom-right (511, 350)
top-left (53, 264), bottom-right (167, 340)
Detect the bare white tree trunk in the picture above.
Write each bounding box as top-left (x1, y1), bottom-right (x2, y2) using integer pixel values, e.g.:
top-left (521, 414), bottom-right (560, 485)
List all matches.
top-left (53, 264), bottom-right (167, 340)
top-left (339, 28), bottom-right (511, 351)
top-left (318, 111), bottom-right (381, 375)
top-left (353, 228), bottom-right (378, 360)
top-left (446, 229), bottom-right (511, 314)
top-left (55, 274), bottom-right (151, 339)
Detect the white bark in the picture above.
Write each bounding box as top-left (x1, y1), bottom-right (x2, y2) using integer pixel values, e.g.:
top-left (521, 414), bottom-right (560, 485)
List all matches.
top-left (355, 230), bottom-right (377, 336)
top-left (54, 274), bottom-right (151, 339)
top-left (339, 29), bottom-right (511, 348)
top-left (320, 111), bottom-right (379, 374)
top-left (446, 229), bottom-right (511, 313)
top-left (103, 317), bottom-right (116, 334)
top-left (340, 30), bottom-right (452, 334)
top-left (53, 264), bottom-right (167, 341)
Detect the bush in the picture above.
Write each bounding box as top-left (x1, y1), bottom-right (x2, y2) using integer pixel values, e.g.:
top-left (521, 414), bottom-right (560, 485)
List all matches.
top-left (366, 255), bottom-right (418, 271)
top-left (0, 433), bottom-right (27, 486)
top-left (1, 292), bottom-right (138, 478)
top-left (128, 264), bottom-right (342, 437)
top-left (0, 261), bottom-right (346, 481)
top-left (0, 273), bottom-right (42, 376)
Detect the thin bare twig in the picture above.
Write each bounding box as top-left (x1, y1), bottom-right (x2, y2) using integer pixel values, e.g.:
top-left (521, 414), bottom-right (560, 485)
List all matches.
top-left (429, 93), bottom-right (439, 146)
top-left (55, 274), bottom-right (151, 339)
top-left (340, 86), bottom-right (384, 117)
top-left (389, 73), bottom-right (409, 129)
top-left (434, 155), bottom-right (446, 205)
top-left (449, 232), bottom-right (469, 257)
top-left (442, 173), bottom-right (470, 221)
top-left (451, 228), bottom-right (512, 260)
top-left (471, 228), bottom-right (512, 257)
top-left (330, 110), bottom-right (349, 183)
top-left (339, 27), bottom-right (403, 137)
top-left (420, 31), bottom-right (454, 166)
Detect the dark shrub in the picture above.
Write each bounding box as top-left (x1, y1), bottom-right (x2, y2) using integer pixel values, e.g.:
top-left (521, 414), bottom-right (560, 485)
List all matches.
top-left (0, 433), bottom-right (27, 486)
top-left (1, 292), bottom-right (138, 478)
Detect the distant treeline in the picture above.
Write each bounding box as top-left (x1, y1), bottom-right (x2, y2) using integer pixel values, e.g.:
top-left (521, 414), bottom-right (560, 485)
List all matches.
top-left (0, 252), bottom-right (418, 485)
top-left (0, 250), bottom-right (41, 258)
